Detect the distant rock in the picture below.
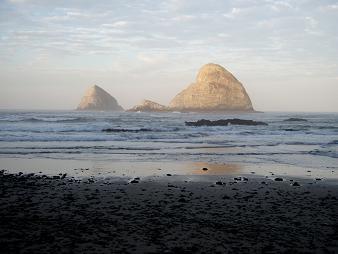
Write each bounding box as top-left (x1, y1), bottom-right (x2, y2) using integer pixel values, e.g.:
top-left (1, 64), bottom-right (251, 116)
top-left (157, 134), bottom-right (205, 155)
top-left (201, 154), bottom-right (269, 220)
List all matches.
top-left (283, 118), bottom-right (308, 122)
top-left (169, 63), bottom-right (254, 112)
top-left (127, 100), bottom-right (170, 112)
top-left (185, 119), bottom-right (268, 127)
top-left (77, 85), bottom-right (123, 111)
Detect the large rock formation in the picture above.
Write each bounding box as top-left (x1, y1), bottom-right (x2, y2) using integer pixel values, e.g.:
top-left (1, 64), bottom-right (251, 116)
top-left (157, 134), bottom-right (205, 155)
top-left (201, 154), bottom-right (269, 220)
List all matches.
top-left (127, 100), bottom-right (170, 112)
top-left (77, 85), bottom-right (123, 111)
top-left (169, 63), bottom-right (254, 112)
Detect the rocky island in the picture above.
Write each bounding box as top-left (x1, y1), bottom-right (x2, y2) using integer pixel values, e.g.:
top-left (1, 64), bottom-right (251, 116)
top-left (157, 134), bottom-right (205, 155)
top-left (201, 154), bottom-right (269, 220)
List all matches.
top-left (77, 85), bottom-right (123, 111)
top-left (169, 63), bottom-right (253, 112)
top-left (127, 100), bottom-right (170, 112)
top-left (128, 63), bottom-right (254, 113)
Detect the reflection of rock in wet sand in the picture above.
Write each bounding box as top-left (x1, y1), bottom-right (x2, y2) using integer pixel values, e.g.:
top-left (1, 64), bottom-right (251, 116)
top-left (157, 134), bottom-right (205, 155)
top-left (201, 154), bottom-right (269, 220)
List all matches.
top-left (191, 162), bottom-right (241, 175)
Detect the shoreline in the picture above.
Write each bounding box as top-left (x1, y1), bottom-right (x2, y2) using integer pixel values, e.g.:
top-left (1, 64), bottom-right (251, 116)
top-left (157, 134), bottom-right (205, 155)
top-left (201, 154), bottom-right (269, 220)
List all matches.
top-left (1, 170), bottom-right (338, 253)
top-left (1, 157), bottom-right (337, 182)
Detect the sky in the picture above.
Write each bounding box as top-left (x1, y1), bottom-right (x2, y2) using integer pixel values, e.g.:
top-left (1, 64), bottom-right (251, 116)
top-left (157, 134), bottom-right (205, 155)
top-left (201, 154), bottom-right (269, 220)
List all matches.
top-left (0, 0), bottom-right (337, 112)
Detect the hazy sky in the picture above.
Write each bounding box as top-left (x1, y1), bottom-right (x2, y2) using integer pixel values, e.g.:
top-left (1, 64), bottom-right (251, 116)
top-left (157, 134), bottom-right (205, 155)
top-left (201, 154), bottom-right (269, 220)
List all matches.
top-left (0, 0), bottom-right (337, 112)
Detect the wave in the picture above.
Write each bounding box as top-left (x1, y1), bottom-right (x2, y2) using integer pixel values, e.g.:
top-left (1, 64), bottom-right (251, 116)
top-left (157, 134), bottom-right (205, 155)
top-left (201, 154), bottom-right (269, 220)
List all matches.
top-left (102, 128), bottom-right (153, 133)
top-left (0, 116), bottom-right (95, 123)
top-left (309, 149), bottom-right (338, 158)
top-left (2, 150), bottom-right (335, 159)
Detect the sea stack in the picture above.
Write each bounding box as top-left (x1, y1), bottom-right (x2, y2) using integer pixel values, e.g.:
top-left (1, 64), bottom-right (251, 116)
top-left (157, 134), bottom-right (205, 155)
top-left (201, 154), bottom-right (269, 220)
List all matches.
top-left (169, 63), bottom-right (254, 112)
top-left (127, 100), bottom-right (170, 112)
top-left (77, 85), bottom-right (124, 111)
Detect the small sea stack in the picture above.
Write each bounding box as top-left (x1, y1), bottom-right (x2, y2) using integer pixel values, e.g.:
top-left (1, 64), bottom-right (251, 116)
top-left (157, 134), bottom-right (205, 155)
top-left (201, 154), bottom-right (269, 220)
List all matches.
top-left (127, 100), bottom-right (170, 112)
top-left (77, 85), bottom-right (124, 111)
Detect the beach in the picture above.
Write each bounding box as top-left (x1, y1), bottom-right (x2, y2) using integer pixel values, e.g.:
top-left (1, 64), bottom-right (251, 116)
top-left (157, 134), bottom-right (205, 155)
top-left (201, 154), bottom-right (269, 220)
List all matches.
top-left (0, 111), bottom-right (337, 253)
top-left (1, 170), bottom-right (338, 253)
top-left (1, 0), bottom-right (338, 252)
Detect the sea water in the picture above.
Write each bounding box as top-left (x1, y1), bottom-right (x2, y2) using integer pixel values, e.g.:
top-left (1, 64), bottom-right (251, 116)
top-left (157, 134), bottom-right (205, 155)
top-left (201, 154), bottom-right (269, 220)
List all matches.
top-left (0, 110), bottom-right (337, 179)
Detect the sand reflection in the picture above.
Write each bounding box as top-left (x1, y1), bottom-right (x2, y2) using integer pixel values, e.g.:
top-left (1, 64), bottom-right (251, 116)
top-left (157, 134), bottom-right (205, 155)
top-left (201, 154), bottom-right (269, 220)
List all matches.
top-left (190, 162), bottom-right (241, 175)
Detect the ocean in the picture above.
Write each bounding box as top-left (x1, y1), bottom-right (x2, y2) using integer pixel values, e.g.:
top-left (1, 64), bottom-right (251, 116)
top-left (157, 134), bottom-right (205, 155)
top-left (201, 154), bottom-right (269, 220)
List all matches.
top-left (0, 110), bottom-right (337, 180)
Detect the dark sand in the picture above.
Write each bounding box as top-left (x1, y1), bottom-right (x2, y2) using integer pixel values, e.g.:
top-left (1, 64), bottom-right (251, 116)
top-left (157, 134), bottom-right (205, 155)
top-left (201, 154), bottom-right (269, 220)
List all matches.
top-left (1, 170), bottom-right (338, 254)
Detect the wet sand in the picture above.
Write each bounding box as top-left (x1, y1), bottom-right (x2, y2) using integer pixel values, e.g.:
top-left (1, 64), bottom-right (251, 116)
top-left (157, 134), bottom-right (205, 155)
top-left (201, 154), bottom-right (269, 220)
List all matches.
top-left (1, 170), bottom-right (338, 253)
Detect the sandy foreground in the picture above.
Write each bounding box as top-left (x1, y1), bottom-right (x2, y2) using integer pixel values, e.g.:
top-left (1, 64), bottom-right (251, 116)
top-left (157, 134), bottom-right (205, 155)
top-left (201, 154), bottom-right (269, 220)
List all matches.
top-left (1, 170), bottom-right (338, 254)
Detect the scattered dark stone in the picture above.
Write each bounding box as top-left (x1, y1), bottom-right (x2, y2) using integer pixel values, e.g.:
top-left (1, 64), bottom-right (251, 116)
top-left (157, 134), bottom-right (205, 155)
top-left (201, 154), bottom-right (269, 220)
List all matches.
top-left (134, 177), bottom-right (140, 180)
top-left (283, 118), bottom-right (308, 122)
top-left (261, 181), bottom-right (266, 185)
top-left (185, 118), bottom-right (268, 127)
top-left (130, 180), bottom-right (139, 184)
top-left (294, 221), bottom-right (302, 226)
top-left (222, 195), bottom-right (231, 200)
top-left (178, 198), bottom-right (187, 203)
top-left (53, 176), bottom-right (60, 179)
top-left (166, 174), bottom-right (172, 176)
top-left (61, 173), bottom-right (67, 179)
top-left (292, 182), bottom-right (300, 186)
top-left (274, 178), bottom-right (283, 182)
top-left (234, 177), bottom-right (242, 181)
top-left (316, 178), bottom-right (322, 181)
top-left (215, 181), bottom-right (224, 185)
top-left (202, 167), bottom-right (208, 171)
top-left (243, 177), bottom-right (249, 181)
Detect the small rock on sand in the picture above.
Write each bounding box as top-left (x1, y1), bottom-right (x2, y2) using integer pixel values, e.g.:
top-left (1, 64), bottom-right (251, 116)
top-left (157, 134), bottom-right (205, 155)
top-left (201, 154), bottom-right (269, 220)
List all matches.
top-left (274, 178), bottom-right (283, 182)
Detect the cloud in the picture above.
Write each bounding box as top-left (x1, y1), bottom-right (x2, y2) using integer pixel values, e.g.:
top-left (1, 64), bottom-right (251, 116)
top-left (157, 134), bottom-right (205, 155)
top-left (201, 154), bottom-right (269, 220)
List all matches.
top-left (223, 7), bottom-right (242, 19)
top-left (8, 0), bottom-right (28, 3)
top-left (321, 4), bottom-right (338, 11)
top-left (304, 16), bottom-right (322, 36)
top-left (171, 15), bottom-right (195, 22)
top-left (102, 21), bottom-right (129, 28)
